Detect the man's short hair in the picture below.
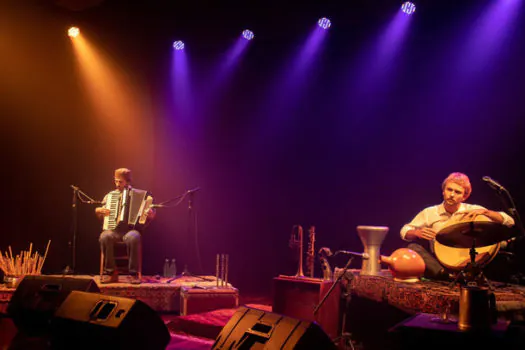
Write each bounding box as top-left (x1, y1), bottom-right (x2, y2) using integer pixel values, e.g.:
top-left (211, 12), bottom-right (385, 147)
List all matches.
top-left (442, 172), bottom-right (471, 199)
top-left (115, 168), bottom-right (132, 183)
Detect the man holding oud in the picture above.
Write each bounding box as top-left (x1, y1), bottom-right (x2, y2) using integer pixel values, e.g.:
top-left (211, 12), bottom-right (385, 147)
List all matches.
top-left (400, 172), bottom-right (515, 280)
top-left (95, 168), bottom-right (155, 284)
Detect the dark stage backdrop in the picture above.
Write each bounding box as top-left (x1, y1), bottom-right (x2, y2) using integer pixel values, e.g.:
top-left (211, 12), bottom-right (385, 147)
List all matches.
top-left (2, 0), bottom-right (525, 293)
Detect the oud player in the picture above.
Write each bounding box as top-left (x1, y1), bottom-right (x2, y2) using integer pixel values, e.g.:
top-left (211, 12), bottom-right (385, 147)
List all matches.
top-left (400, 172), bottom-right (514, 280)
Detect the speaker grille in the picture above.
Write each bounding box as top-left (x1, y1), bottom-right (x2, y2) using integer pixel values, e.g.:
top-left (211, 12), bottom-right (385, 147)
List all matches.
top-left (213, 306), bottom-right (336, 350)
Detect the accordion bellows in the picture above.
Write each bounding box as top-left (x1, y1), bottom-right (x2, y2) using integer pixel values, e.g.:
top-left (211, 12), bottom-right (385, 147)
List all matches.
top-left (103, 188), bottom-right (152, 231)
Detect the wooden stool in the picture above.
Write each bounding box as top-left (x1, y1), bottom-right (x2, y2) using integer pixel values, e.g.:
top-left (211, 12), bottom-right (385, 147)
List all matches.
top-left (100, 241), bottom-right (142, 279)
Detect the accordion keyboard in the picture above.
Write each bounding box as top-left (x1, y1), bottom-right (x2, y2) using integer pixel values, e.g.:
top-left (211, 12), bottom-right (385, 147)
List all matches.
top-left (103, 191), bottom-right (121, 230)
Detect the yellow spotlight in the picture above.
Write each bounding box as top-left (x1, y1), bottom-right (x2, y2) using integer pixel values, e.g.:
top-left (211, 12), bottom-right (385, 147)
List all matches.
top-left (68, 27), bottom-right (80, 38)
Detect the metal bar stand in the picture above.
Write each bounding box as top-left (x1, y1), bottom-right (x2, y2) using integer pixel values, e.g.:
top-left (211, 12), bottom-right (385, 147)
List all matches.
top-left (313, 257), bottom-right (356, 350)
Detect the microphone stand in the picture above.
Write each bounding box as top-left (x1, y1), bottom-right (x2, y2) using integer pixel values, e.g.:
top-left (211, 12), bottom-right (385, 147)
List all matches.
top-left (313, 256), bottom-right (356, 350)
top-left (185, 190), bottom-right (205, 276)
top-left (156, 188), bottom-right (210, 283)
top-left (151, 187), bottom-right (200, 208)
top-left (64, 186), bottom-right (101, 275)
top-left (502, 191), bottom-right (525, 284)
top-left (483, 179), bottom-right (524, 237)
top-left (485, 181), bottom-right (525, 284)
top-left (502, 192), bottom-right (525, 239)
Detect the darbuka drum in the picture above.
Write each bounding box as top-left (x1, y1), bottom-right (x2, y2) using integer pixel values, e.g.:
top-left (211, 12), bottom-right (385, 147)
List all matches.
top-left (357, 226), bottom-right (388, 276)
top-left (434, 214), bottom-right (500, 271)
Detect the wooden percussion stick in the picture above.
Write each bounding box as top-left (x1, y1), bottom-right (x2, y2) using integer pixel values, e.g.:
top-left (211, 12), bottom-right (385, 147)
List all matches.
top-left (225, 254), bottom-right (229, 287)
top-left (216, 254), bottom-right (220, 287)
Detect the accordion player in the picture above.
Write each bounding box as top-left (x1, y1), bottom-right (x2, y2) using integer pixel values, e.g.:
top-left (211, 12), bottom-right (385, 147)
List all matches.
top-left (102, 187), bottom-right (154, 231)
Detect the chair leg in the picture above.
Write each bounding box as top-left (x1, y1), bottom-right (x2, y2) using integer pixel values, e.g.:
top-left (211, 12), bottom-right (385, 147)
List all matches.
top-left (138, 242), bottom-right (142, 280)
top-left (100, 241), bottom-right (141, 280)
top-left (100, 251), bottom-right (105, 279)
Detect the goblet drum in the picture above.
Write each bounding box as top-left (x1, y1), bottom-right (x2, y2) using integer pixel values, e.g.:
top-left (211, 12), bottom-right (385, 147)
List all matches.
top-left (357, 225), bottom-right (389, 276)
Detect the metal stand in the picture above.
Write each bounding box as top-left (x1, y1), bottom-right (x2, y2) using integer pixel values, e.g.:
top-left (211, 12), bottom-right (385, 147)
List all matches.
top-left (63, 187), bottom-right (78, 275)
top-left (64, 185), bottom-right (100, 274)
top-left (500, 190), bottom-right (525, 284)
top-left (314, 257), bottom-right (356, 350)
top-left (484, 178), bottom-right (525, 283)
top-left (186, 191), bottom-right (204, 275)
top-left (449, 237), bottom-right (493, 290)
top-left (153, 188), bottom-right (204, 280)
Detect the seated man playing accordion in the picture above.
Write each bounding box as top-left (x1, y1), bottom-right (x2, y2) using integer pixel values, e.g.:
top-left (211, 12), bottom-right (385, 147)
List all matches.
top-left (95, 168), bottom-right (155, 284)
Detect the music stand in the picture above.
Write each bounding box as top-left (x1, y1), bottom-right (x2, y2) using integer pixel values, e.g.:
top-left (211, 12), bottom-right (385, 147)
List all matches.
top-left (314, 256), bottom-right (356, 350)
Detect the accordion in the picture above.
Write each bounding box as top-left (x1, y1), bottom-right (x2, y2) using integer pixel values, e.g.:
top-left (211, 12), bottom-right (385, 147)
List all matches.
top-left (102, 188), bottom-right (153, 231)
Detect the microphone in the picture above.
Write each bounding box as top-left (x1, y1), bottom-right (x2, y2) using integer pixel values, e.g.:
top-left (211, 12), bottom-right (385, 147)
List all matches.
top-left (482, 176), bottom-right (506, 192)
top-left (186, 187), bottom-right (201, 194)
top-left (149, 204), bottom-right (164, 208)
top-left (70, 185), bottom-right (79, 191)
top-left (336, 250), bottom-right (370, 260)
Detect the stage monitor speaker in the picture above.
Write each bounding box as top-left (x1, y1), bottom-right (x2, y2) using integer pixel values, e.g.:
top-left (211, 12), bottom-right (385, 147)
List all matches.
top-left (212, 306), bottom-right (336, 350)
top-left (7, 275), bottom-right (100, 335)
top-left (50, 291), bottom-right (171, 350)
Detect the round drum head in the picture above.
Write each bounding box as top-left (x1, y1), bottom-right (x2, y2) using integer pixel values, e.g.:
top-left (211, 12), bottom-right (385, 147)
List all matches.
top-left (436, 221), bottom-right (515, 248)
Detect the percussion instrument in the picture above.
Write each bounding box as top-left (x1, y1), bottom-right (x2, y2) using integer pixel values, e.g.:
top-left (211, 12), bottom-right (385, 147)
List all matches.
top-left (103, 188), bottom-right (153, 231)
top-left (380, 248), bottom-right (425, 282)
top-left (434, 214), bottom-right (505, 271)
top-left (436, 221), bottom-right (514, 248)
top-left (357, 225), bottom-right (388, 276)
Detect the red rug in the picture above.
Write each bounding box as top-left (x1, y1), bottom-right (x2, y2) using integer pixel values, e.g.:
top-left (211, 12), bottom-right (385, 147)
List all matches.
top-left (166, 304), bottom-right (272, 340)
top-left (166, 333), bottom-right (215, 350)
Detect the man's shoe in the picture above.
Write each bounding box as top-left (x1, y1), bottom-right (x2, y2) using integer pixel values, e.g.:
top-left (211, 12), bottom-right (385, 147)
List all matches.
top-left (101, 272), bottom-right (118, 284)
top-left (130, 274), bottom-right (141, 285)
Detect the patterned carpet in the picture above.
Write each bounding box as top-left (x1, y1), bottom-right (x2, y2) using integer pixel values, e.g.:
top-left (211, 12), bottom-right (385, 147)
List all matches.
top-left (166, 303), bottom-right (272, 341)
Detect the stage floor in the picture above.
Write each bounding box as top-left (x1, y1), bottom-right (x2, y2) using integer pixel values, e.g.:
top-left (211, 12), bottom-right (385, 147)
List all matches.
top-left (0, 274), bottom-right (269, 350)
top-left (0, 274), bottom-right (236, 314)
top-left (0, 302), bottom-right (272, 350)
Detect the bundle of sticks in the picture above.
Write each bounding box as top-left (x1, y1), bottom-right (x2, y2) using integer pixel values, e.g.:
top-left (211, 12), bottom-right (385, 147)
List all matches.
top-left (0, 241), bottom-right (51, 276)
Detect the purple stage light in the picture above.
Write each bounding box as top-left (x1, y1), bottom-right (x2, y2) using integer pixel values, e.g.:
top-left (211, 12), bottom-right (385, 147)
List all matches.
top-left (242, 30), bottom-right (254, 40)
top-left (173, 40), bottom-right (185, 50)
top-left (317, 17), bottom-right (331, 30)
top-left (401, 2), bottom-right (416, 15)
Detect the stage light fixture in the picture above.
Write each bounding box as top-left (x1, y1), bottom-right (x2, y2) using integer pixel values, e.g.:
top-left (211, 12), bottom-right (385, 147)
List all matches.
top-left (242, 29), bottom-right (255, 40)
top-left (68, 27), bottom-right (80, 38)
top-left (173, 41), bottom-right (185, 50)
top-left (317, 17), bottom-right (331, 30)
top-left (401, 2), bottom-right (416, 15)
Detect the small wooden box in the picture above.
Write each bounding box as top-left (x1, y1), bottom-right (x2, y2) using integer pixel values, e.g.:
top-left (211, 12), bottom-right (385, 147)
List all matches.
top-left (273, 276), bottom-right (341, 340)
top-left (180, 286), bottom-right (239, 316)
